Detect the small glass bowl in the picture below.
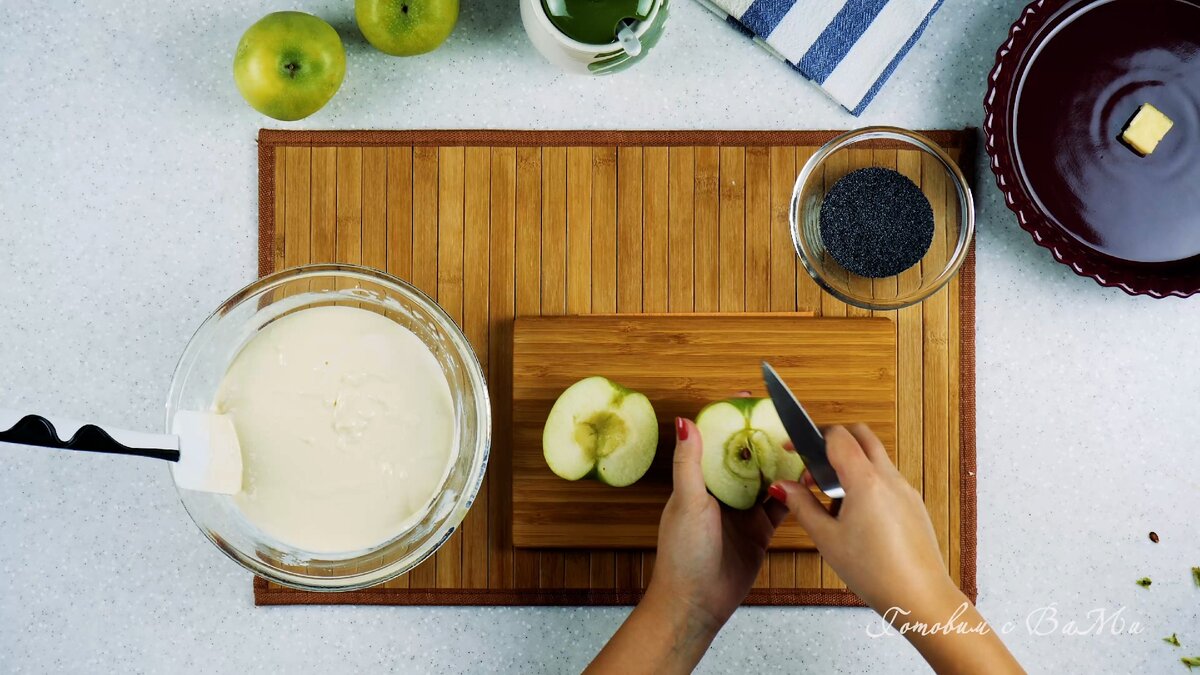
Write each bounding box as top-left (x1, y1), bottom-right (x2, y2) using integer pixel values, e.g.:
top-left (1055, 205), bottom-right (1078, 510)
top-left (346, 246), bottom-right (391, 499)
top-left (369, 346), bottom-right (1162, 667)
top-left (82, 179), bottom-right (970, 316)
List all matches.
top-left (165, 264), bottom-right (491, 591)
top-left (790, 127), bottom-right (975, 311)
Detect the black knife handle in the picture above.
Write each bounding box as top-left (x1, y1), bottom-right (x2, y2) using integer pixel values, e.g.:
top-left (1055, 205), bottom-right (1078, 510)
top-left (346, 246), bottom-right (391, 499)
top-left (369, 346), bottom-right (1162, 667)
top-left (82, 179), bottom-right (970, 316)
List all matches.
top-left (0, 414), bottom-right (180, 462)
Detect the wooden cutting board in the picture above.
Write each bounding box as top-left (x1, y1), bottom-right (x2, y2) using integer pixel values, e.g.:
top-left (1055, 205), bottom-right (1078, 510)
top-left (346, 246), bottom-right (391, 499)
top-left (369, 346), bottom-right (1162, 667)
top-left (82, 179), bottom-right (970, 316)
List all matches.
top-left (251, 129), bottom-right (978, 607)
top-left (511, 314), bottom-right (895, 549)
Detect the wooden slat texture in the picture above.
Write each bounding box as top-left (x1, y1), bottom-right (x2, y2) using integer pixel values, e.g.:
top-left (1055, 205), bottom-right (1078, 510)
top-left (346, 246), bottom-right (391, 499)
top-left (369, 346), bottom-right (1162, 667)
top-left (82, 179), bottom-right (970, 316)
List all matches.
top-left (668, 147), bottom-right (696, 586)
top-left (336, 147), bottom-right (362, 265)
top-left (563, 146), bottom-right (593, 590)
top-left (362, 148), bottom-right (387, 271)
top-left (896, 150), bottom-right (925, 499)
top-left (591, 146), bottom-right (618, 588)
top-left (643, 147), bottom-right (669, 314)
top-left (538, 146), bottom-right (567, 590)
top-left (411, 146), bottom-right (439, 296)
top-left (794, 146), bottom-right (822, 315)
top-left (311, 147), bottom-right (336, 262)
top-left (694, 147), bottom-right (720, 313)
top-left (513, 146), bottom-right (542, 589)
top-left (945, 149), bottom-right (963, 588)
top-left (616, 147), bottom-right (643, 313)
top-left (767, 145), bottom-right (798, 588)
top-left (783, 144), bottom-right (823, 590)
top-left (283, 146), bottom-right (311, 269)
top-left (815, 149), bottom-right (849, 591)
top-left (744, 146), bottom-right (771, 589)
top-left (921, 152), bottom-right (951, 572)
top-left (718, 147), bottom-right (745, 312)
top-left (381, 146), bottom-right (413, 590)
top-left (436, 146), bottom-right (465, 589)
top-left (488, 146), bottom-right (517, 589)
top-left (640, 146), bottom-right (669, 586)
top-left (462, 146), bottom-right (491, 589)
top-left (254, 130), bottom-right (975, 607)
top-left (668, 147), bottom-right (695, 313)
top-left (272, 152), bottom-right (285, 271)
top-left (511, 315), bottom-right (896, 549)
top-left (745, 147), bottom-right (771, 315)
top-left (385, 147), bottom-right (413, 281)
top-left (406, 144), bottom-right (439, 589)
top-left (769, 146), bottom-right (797, 313)
top-left (615, 145), bottom-right (645, 593)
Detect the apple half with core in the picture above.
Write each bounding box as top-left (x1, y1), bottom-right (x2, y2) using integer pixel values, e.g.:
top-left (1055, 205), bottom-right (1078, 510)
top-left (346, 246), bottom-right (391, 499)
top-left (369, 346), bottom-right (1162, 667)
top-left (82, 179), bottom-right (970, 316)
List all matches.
top-left (356, 0), bottom-right (459, 56)
top-left (233, 12), bottom-right (346, 121)
top-left (698, 398), bottom-right (804, 509)
top-left (542, 376), bottom-right (658, 487)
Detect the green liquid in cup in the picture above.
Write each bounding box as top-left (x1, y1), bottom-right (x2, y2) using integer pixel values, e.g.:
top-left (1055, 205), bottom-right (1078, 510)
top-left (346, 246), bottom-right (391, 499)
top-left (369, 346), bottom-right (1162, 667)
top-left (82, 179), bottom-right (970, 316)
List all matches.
top-left (541, 0), bottom-right (653, 45)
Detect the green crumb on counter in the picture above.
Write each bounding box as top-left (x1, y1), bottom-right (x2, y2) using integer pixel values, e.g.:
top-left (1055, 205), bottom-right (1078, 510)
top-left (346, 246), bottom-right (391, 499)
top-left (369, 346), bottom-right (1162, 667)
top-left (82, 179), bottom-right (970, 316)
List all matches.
top-left (1166, 634), bottom-right (1182, 647)
top-left (1192, 567), bottom-right (1199, 588)
top-left (1137, 577), bottom-right (1153, 588)
top-left (1182, 656), bottom-right (1200, 669)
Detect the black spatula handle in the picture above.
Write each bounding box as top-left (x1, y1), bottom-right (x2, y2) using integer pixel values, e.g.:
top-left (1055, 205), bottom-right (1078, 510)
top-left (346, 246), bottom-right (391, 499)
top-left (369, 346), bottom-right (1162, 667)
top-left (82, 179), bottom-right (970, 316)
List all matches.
top-left (0, 413), bottom-right (180, 462)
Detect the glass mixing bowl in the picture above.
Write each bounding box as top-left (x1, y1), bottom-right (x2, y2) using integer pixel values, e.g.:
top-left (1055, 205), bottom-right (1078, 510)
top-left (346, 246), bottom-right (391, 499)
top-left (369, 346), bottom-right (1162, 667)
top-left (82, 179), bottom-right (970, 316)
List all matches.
top-left (165, 265), bottom-right (491, 591)
top-left (791, 127), bottom-right (975, 311)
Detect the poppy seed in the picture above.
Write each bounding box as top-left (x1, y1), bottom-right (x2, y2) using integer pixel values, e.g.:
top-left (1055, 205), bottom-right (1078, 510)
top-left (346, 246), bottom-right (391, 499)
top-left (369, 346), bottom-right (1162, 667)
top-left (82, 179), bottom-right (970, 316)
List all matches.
top-left (819, 167), bottom-right (935, 279)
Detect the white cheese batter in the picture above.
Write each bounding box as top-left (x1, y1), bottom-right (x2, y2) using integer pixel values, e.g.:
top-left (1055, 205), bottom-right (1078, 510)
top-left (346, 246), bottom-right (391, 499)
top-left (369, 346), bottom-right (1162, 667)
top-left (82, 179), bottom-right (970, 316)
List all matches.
top-left (216, 305), bottom-right (456, 553)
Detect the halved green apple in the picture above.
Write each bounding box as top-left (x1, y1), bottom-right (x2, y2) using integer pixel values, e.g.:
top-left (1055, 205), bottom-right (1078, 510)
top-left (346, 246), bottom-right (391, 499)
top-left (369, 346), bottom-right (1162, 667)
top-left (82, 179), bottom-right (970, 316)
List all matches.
top-left (697, 398), bottom-right (804, 509)
top-left (542, 376), bottom-right (658, 487)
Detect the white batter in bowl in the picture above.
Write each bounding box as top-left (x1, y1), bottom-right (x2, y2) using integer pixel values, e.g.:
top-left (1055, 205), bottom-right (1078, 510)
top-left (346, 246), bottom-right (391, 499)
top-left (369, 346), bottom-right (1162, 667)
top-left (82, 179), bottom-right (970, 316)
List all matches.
top-left (218, 305), bottom-right (457, 554)
top-left (166, 265), bottom-right (490, 591)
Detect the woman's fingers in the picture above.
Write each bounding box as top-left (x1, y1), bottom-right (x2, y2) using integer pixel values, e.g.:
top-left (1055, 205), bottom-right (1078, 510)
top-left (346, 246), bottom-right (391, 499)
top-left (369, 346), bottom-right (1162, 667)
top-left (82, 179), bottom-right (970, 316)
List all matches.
top-left (822, 425), bottom-right (874, 489)
top-left (845, 423), bottom-right (890, 466)
top-left (768, 480), bottom-right (833, 535)
top-left (671, 417), bottom-right (707, 499)
top-left (764, 494), bottom-right (790, 528)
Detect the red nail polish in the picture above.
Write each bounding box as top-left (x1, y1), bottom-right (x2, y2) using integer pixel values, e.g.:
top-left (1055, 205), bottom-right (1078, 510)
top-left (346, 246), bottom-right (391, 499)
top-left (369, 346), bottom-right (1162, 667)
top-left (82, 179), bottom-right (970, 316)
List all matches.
top-left (675, 417), bottom-right (689, 441)
top-left (767, 483), bottom-right (787, 503)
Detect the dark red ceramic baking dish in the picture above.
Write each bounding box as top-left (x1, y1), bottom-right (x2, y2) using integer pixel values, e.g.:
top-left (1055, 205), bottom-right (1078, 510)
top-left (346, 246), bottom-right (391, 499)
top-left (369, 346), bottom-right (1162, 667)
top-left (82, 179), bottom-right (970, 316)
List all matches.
top-left (984, 0), bottom-right (1200, 298)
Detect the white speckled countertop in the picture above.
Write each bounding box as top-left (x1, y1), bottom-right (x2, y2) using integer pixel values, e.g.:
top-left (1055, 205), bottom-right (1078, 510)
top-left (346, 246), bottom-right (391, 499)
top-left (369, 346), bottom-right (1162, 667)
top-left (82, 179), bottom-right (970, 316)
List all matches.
top-left (2, 1), bottom-right (1198, 673)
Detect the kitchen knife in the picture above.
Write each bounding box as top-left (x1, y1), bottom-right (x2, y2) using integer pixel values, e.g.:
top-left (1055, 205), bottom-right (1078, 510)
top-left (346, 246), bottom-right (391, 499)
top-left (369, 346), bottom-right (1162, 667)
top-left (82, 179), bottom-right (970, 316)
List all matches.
top-left (761, 361), bottom-right (844, 499)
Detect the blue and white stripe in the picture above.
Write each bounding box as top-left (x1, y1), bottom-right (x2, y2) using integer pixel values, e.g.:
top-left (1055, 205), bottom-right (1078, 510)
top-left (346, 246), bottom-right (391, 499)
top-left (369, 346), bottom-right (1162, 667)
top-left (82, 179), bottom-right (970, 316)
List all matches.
top-left (696, 0), bottom-right (944, 115)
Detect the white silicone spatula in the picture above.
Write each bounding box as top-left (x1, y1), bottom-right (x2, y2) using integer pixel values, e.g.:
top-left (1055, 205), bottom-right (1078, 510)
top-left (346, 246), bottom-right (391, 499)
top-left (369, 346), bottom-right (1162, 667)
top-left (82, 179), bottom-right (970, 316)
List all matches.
top-left (0, 409), bottom-right (243, 494)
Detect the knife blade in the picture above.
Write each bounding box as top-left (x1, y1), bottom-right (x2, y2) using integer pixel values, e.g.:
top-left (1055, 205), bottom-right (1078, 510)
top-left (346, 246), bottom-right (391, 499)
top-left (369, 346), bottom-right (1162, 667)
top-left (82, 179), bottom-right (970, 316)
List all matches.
top-left (761, 361), bottom-right (845, 499)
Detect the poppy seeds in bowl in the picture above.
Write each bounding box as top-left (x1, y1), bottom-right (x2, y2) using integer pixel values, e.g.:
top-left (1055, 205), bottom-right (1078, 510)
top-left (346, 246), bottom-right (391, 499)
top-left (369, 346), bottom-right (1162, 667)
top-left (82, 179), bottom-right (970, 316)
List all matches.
top-left (819, 167), bottom-right (935, 279)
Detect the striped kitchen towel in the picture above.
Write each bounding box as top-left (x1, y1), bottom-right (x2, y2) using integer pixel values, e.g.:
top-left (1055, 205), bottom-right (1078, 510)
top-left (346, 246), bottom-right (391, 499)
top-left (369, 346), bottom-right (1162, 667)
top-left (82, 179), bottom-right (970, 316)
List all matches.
top-left (696, 0), bottom-right (945, 115)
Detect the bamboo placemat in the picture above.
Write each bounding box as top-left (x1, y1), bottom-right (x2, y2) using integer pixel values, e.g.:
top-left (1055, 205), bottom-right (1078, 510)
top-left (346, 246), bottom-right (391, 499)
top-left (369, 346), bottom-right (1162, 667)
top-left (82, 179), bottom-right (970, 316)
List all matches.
top-left (252, 129), bottom-right (977, 607)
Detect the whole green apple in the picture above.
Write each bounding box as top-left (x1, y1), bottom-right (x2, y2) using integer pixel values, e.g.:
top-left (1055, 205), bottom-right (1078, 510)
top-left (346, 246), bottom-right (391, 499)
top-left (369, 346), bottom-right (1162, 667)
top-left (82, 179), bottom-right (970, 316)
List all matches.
top-left (356, 0), bottom-right (459, 56)
top-left (233, 11), bottom-right (346, 121)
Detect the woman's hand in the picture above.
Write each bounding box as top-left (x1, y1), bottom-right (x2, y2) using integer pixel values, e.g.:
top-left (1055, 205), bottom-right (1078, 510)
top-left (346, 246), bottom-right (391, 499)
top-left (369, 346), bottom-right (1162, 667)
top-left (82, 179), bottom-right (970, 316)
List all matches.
top-left (646, 417), bottom-right (788, 629)
top-left (770, 424), bottom-right (1023, 674)
top-left (770, 423), bottom-right (954, 614)
top-left (587, 416), bottom-right (787, 674)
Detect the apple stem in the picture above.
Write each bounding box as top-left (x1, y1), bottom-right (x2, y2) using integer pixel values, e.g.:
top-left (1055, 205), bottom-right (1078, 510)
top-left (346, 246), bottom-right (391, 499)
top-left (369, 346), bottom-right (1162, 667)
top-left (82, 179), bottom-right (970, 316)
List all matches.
top-left (285, 62), bottom-right (299, 78)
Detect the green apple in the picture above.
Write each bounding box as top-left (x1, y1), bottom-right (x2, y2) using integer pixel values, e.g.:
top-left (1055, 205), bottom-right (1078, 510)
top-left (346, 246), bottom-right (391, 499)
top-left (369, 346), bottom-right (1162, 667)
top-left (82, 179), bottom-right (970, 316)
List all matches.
top-left (542, 376), bottom-right (658, 487)
top-left (356, 0), bottom-right (459, 56)
top-left (698, 398), bottom-right (804, 509)
top-left (233, 12), bottom-right (346, 121)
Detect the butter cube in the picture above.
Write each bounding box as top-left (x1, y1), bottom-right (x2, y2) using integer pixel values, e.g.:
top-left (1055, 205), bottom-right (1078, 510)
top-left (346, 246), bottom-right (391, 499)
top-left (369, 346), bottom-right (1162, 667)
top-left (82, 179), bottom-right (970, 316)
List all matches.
top-left (1122, 103), bottom-right (1174, 156)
